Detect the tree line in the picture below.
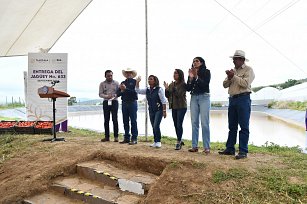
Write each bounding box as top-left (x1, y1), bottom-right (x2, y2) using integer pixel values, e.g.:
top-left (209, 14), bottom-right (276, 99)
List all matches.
top-left (252, 78), bottom-right (307, 92)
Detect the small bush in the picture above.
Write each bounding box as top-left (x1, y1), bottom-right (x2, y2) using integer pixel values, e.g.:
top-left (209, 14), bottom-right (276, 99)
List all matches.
top-left (268, 101), bottom-right (307, 111)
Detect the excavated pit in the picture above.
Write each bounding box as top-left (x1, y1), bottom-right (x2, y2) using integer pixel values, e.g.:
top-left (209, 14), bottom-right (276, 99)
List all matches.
top-left (24, 151), bottom-right (169, 204)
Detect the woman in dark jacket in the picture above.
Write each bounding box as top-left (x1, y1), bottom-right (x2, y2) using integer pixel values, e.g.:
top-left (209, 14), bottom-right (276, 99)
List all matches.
top-left (136, 75), bottom-right (167, 148)
top-left (187, 57), bottom-right (211, 154)
top-left (164, 69), bottom-right (187, 150)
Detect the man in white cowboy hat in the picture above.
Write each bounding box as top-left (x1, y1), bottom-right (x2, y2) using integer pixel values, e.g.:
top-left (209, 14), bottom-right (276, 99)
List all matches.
top-left (116, 68), bottom-right (139, 145)
top-left (219, 50), bottom-right (255, 159)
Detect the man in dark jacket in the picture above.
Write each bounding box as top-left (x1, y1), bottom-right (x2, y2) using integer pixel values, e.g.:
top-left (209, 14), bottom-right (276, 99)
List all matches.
top-left (117, 68), bottom-right (138, 145)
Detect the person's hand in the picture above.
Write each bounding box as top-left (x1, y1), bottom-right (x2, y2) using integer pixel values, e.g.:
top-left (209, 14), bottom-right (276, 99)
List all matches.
top-left (188, 68), bottom-right (195, 78)
top-left (163, 81), bottom-right (169, 89)
top-left (226, 69), bottom-right (234, 80)
top-left (189, 68), bottom-right (198, 78)
top-left (163, 111), bottom-right (167, 118)
top-left (119, 83), bottom-right (126, 91)
top-left (136, 76), bottom-right (141, 83)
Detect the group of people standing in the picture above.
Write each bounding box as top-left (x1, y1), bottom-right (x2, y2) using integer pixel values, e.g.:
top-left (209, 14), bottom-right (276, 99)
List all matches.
top-left (99, 50), bottom-right (255, 159)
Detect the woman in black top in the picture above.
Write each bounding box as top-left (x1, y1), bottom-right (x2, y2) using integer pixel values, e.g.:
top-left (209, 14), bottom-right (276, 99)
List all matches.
top-left (186, 57), bottom-right (211, 154)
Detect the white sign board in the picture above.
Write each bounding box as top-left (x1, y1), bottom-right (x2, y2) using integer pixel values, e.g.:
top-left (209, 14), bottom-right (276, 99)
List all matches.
top-left (27, 53), bottom-right (68, 131)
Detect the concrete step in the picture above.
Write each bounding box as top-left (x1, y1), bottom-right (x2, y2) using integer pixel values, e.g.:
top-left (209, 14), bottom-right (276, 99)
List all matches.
top-left (52, 175), bottom-right (142, 204)
top-left (77, 160), bottom-right (157, 195)
top-left (23, 189), bottom-right (84, 204)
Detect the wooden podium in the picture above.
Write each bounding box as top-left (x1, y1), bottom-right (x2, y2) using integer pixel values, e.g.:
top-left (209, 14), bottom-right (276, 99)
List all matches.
top-left (38, 86), bottom-right (70, 142)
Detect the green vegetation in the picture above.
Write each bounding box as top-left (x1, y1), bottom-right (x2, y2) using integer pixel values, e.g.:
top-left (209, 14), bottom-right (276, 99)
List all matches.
top-left (0, 102), bottom-right (25, 110)
top-left (211, 102), bottom-right (223, 107)
top-left (0, 128), bottom-right (306, 203)
top-left (68, 97), bottom-right (77, 106)
top-left (213, 168), bottom-right (249, 183)
top-left (268, 101), bottom-right (307, 111)
top-left (0, 116), bottom-right (20, 121)
top-left (0, 135), bottom-right (37, 164)
top-left (256, 167), bottom-right (307, 199)
top-left (252, 78), bottom-right (307, 92)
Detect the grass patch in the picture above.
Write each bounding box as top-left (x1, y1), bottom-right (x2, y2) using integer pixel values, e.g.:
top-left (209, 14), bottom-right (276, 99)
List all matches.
top-left (0, 103), bottom-right (25, 110)
top-left (191, 161), bottom-right (206, 169)
top-left (0, 127), bottom-right (306, 203)
top-left (211, 102), bottom-right (223, 107)
top-left (168, 161), bottom-right (182, 169)
top-left (213, 168), bottom-right (249, 183)
top-left (69, 128), bottom-right (102, 138)
top-left (256, 167), bottom-right (307, 200)
top-left (249, 142), bottom-right (302, 154)
top-left (0, 134), bottom-right (37, 164)
top-left (0, 116), bottom-right (21, 121)
top-left (268, 101), bottom-right (307, 111)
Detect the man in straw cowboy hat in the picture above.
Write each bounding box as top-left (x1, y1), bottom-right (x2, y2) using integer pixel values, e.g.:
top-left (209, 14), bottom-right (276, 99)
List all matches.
top-left (116, 68), bottom-right (139, 145)
top-left (219, 50), bottom-right (255, 159)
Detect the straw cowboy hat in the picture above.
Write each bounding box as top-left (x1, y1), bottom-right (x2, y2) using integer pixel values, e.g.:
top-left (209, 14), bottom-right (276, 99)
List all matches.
top-left (122, 68), bottom-right (137, 78)
top-left (229, 50), bottom-right (249, 61)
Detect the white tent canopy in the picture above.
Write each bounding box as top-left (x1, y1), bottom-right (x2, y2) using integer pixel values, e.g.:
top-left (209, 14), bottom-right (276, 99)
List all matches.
top-left (0, 0), bottom-right (92, 57)
top-left (278, 82), bottom-right (307, 101)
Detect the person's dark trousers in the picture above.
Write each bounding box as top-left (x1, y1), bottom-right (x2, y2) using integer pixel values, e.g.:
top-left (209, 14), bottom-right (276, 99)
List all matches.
top-left (172, 108), bottom-right (187, 142)
top-left (103, 100), bottom-right (119, 139)
top-left (149, 110), bottom-right (163, 143)
top-left (122, 101), bottom-right (138, 141)
top-left (226, 95), bottom-right (251, 153)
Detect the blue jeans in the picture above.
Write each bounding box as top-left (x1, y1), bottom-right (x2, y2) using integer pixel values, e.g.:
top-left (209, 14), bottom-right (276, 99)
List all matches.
top-left (172, 108), bottom-right (187, 142)
top-left (103, 100), bottom-right (118, 138)
top-left (149, 110), bottom-right (163, 142)
top-left (190, 93), bottom-right (210, 149)
top-left (226, 95), bottom-right (251, 153)
top-left (122, 101), bottom-right (138, 141)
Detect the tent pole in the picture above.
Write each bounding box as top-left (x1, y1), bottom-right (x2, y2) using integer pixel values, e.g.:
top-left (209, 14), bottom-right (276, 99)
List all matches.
top-left (145, 0), bottom-right (148, 141)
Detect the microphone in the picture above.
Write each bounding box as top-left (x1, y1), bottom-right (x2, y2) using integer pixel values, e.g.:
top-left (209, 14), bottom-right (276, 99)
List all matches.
top-left (51, 80), bottom-right (60, 87)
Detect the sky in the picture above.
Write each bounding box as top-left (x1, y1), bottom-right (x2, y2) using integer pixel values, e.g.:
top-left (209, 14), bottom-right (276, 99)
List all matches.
top-left (1, 0), bottom-right (307, 102)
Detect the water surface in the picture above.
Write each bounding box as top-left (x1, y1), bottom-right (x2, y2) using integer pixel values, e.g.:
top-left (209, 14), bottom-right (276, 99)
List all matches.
top-left (68, 110), bottom-right (305, 148)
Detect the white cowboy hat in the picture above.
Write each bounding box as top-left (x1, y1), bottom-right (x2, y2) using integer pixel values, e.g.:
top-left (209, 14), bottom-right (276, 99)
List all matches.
top-left (229, 50), bottom-right (249, 61)
top-left (122, 68), bottom-right (137, 78)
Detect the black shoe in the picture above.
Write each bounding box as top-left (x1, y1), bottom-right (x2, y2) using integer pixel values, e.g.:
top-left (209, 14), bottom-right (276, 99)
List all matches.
top-left (119, 140), bottom-right (130, 144)
top-left (235, 152), bottom-right (247, 160)
top-left (101, 138), bottom-right (110, 142)
top-left (218, 149), bottom-right (235, 155)
top-left (175, 141), bottom-right (184, 150)
top-left (129, 140), bottom-right (137, 145)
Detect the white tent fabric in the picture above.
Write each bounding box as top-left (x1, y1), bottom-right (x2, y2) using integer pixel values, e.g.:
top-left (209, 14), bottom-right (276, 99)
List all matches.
top-left (251, 82), bottom-right (307, 102)
top-left (0, 0), bottom-right (92, 57)
top-left (251, 87), bottom-right (281, 101)
top-left (277, 82), bottom-right (307, 101)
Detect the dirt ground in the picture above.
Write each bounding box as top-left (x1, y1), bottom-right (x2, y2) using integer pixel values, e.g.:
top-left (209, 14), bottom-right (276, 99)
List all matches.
top-left (0, 133), bottom-right (285, 204)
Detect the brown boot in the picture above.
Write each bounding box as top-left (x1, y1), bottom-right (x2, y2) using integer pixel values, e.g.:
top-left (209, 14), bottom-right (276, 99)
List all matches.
top-left (188, 147), bottom-right (198, 152)
top-left (101, 138), bottom-right (110, 142)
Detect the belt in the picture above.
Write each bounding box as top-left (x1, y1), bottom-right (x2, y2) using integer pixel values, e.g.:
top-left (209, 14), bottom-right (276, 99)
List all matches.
top-left (231, 92), bottom-right (251, 98)
top-left (123, 100), bottom-right (136, 103)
